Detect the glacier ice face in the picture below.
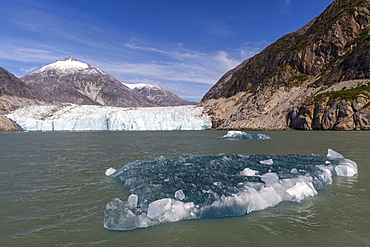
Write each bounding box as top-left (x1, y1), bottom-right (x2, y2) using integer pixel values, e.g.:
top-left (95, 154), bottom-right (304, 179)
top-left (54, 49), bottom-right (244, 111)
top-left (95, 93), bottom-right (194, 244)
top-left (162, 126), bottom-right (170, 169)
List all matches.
top-left (7, 104), bottom-right (211, 131)
top-left (104, 149), bottom-right (358, 231)
top-left (219, 131), bottom-right (271, 140)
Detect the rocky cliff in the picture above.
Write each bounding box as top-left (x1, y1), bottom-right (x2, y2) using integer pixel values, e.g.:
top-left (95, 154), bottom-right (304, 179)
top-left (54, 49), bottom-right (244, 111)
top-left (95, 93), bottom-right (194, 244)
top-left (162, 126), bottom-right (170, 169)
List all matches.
top-left (200, 0), bottom-right (370, 130)
top-left (288, 80), bottom-right (370, 130)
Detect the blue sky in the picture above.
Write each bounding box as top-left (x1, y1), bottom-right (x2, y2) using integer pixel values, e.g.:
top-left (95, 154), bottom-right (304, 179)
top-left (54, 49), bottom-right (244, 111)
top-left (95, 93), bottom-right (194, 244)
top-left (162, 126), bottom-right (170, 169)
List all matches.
top-left (0, 0), bottom-right (333, 101)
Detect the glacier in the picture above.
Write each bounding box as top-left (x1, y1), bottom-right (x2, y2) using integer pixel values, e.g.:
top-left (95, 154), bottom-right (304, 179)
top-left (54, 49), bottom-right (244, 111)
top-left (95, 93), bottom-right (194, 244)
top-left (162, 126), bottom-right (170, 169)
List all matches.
top-left (219, 130), bottom-right (271, 140)
top-left (6, 104), bottom-right (211, 131)
top-left (104, 149), bottom-right (358, 231)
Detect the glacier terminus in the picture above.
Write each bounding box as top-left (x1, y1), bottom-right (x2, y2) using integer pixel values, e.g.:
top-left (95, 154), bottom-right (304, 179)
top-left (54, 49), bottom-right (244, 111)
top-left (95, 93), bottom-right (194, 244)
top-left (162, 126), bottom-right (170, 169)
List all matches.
top-left (7, 104), bottom-right (212, 131)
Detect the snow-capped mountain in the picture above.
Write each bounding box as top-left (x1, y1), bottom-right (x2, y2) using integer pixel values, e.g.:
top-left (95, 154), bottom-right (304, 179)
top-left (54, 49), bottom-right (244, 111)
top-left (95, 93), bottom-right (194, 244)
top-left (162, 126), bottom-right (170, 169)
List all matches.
top-left (125, 83), bottom-right (196, 106)
top-left (21, 57), bottom-right (154, 108)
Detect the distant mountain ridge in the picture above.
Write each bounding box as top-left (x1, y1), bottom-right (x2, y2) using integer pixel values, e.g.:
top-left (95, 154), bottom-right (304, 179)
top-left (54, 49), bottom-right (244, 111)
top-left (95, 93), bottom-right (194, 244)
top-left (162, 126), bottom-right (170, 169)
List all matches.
top-left (200, 0), bottom-right (370, 130)
top-left (125, 83), bottom-right (196, 106)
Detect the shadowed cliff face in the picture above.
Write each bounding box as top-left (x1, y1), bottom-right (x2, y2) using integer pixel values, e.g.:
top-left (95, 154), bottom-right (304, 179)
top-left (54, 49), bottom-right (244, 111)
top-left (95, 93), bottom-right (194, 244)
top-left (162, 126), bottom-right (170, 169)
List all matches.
top-left (200, 0), bottom-right (370, 130)
top-left (0, 67), bottom-right (43, 114)
top-left (0, 67), bottom-right (37, 100)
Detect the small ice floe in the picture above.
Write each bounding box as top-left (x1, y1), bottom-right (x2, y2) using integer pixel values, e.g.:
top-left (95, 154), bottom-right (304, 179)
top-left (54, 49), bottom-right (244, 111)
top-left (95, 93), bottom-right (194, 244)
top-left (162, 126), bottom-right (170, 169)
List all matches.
top-left (219, 131), bottom-right (271, 140)
top-left (260, 159), bottom-right (274, 165)
top-left (240, 168), bottom-right (259, 176)
top-left (175, 190), bottom-right (185, 201)
top-left (105, 167), bottom-right (116, 176)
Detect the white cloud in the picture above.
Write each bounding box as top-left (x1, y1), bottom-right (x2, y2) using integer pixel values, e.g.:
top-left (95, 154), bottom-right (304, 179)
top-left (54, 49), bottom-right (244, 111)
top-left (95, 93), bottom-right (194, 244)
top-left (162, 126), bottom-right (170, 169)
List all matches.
top-left (0, 1), bottom-right (267, 101)
top-left (213, 51), bottom-right (240, 71)
top-left (0, 42), bottom-right (61, 63)
top-left (20, 66), bottom-right (38, 73)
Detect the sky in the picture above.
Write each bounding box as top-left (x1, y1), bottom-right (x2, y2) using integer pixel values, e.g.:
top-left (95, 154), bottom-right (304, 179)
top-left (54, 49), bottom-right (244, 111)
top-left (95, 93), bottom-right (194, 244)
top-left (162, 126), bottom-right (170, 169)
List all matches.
top-left (0, 0), bottom-right (334, 102)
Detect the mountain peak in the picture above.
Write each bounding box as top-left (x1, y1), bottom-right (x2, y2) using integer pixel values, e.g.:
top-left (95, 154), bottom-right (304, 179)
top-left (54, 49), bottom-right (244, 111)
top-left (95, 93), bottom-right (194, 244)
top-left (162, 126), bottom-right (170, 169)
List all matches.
top-left (36, 57), bottom-right (89, 73)
top-left (64, 56), bottom-right (78, 62)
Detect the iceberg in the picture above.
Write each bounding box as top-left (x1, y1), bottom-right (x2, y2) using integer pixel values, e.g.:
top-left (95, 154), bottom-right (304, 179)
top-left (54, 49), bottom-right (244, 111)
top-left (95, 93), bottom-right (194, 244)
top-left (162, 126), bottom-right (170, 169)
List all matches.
top-left (104, 149), bottom-right (358, 231)
top-left (219, 131), bottom-right (271, 140)
top-left (6, 104), bottom-right (211, 131)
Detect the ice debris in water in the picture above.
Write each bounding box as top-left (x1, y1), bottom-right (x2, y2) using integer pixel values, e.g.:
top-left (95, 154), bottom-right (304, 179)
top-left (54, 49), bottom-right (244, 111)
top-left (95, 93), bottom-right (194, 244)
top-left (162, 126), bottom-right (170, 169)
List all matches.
top-left (105, 167), bottom-right (116, 176)
top-left (327, 148), bottom-right (345, 159)
top-left (219, 131), bottom-right (271, 140)
top-left (175, 190), bottom-right (186, 201)
top-left (260, 159), bottom-right (274, 165)
top-left (240, 168), bottom-right (259, 176)
top-left (104, 149), bottom-right (358, 231)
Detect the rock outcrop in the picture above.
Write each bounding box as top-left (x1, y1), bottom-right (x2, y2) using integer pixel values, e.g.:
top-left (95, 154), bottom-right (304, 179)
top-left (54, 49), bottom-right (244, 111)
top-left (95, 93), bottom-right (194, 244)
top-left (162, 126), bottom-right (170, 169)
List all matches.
top-left (288, 80), bottom-right (370, 130)
top-left (0, 115), bottom-right (23, 131)
top-left (200, 0), bottom-right (370, 130)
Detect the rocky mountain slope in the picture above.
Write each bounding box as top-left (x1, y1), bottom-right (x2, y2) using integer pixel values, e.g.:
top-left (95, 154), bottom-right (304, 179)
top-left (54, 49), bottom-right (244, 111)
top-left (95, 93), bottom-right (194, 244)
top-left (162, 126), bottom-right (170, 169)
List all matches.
top-left (200, 0), bottom-right (370, 130)
top-left (125, 83), bottom-right (196, 106)
top-left (0, 114), bottom-right (23, 131)
top-left (21, 57), bottom-right (154, 108)
top-left (0, 67), bottom-right (43, 114)
top-left (0, 67), bottom-right (44, 131)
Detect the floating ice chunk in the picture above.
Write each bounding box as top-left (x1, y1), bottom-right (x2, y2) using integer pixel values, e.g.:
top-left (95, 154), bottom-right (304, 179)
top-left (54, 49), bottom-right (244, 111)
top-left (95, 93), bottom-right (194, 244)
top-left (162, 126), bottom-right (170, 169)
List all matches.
top-left (105, 152), bottom-right (359, 231)
top-left (243, 186), bottom-right (282, 213)
top-left (105, 167), bottom-right (116, 176)
top-left (261, 173), bottom-right (279, 184)
top-left (175, 190), bottom-right (185, 200)
top-left (327, 149), bottom-right (345, 159)
top-left (286, 180), bottom-right (317, 201)
top-left (219, 131), bottom-right (271, 140)
top-left (290, 168), bottom-right (298, 174)
top-left (147, 198), bottom-right (172, 219)
top-left (326, 149), bottom-right (358, 176)
top-left (213, 182), bottom-right (222, 186)
top-left (335, 161), bottom-right (358, 176)
top-left (260, 159), bottom-right (274, 165)
top-left (317, 166), bottom-right (333, 186)
top-left (335, 164), bottom-right (357, 177)
top-left (241, 168), bottom-right (259, 176)
top-left (128, 194), bottom-right (138, 208)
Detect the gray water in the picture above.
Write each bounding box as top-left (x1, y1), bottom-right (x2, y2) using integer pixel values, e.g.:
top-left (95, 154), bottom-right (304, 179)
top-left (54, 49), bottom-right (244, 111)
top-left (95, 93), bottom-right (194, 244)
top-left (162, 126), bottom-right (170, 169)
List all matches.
top-left (0, 131), bottom-right (369, 246)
